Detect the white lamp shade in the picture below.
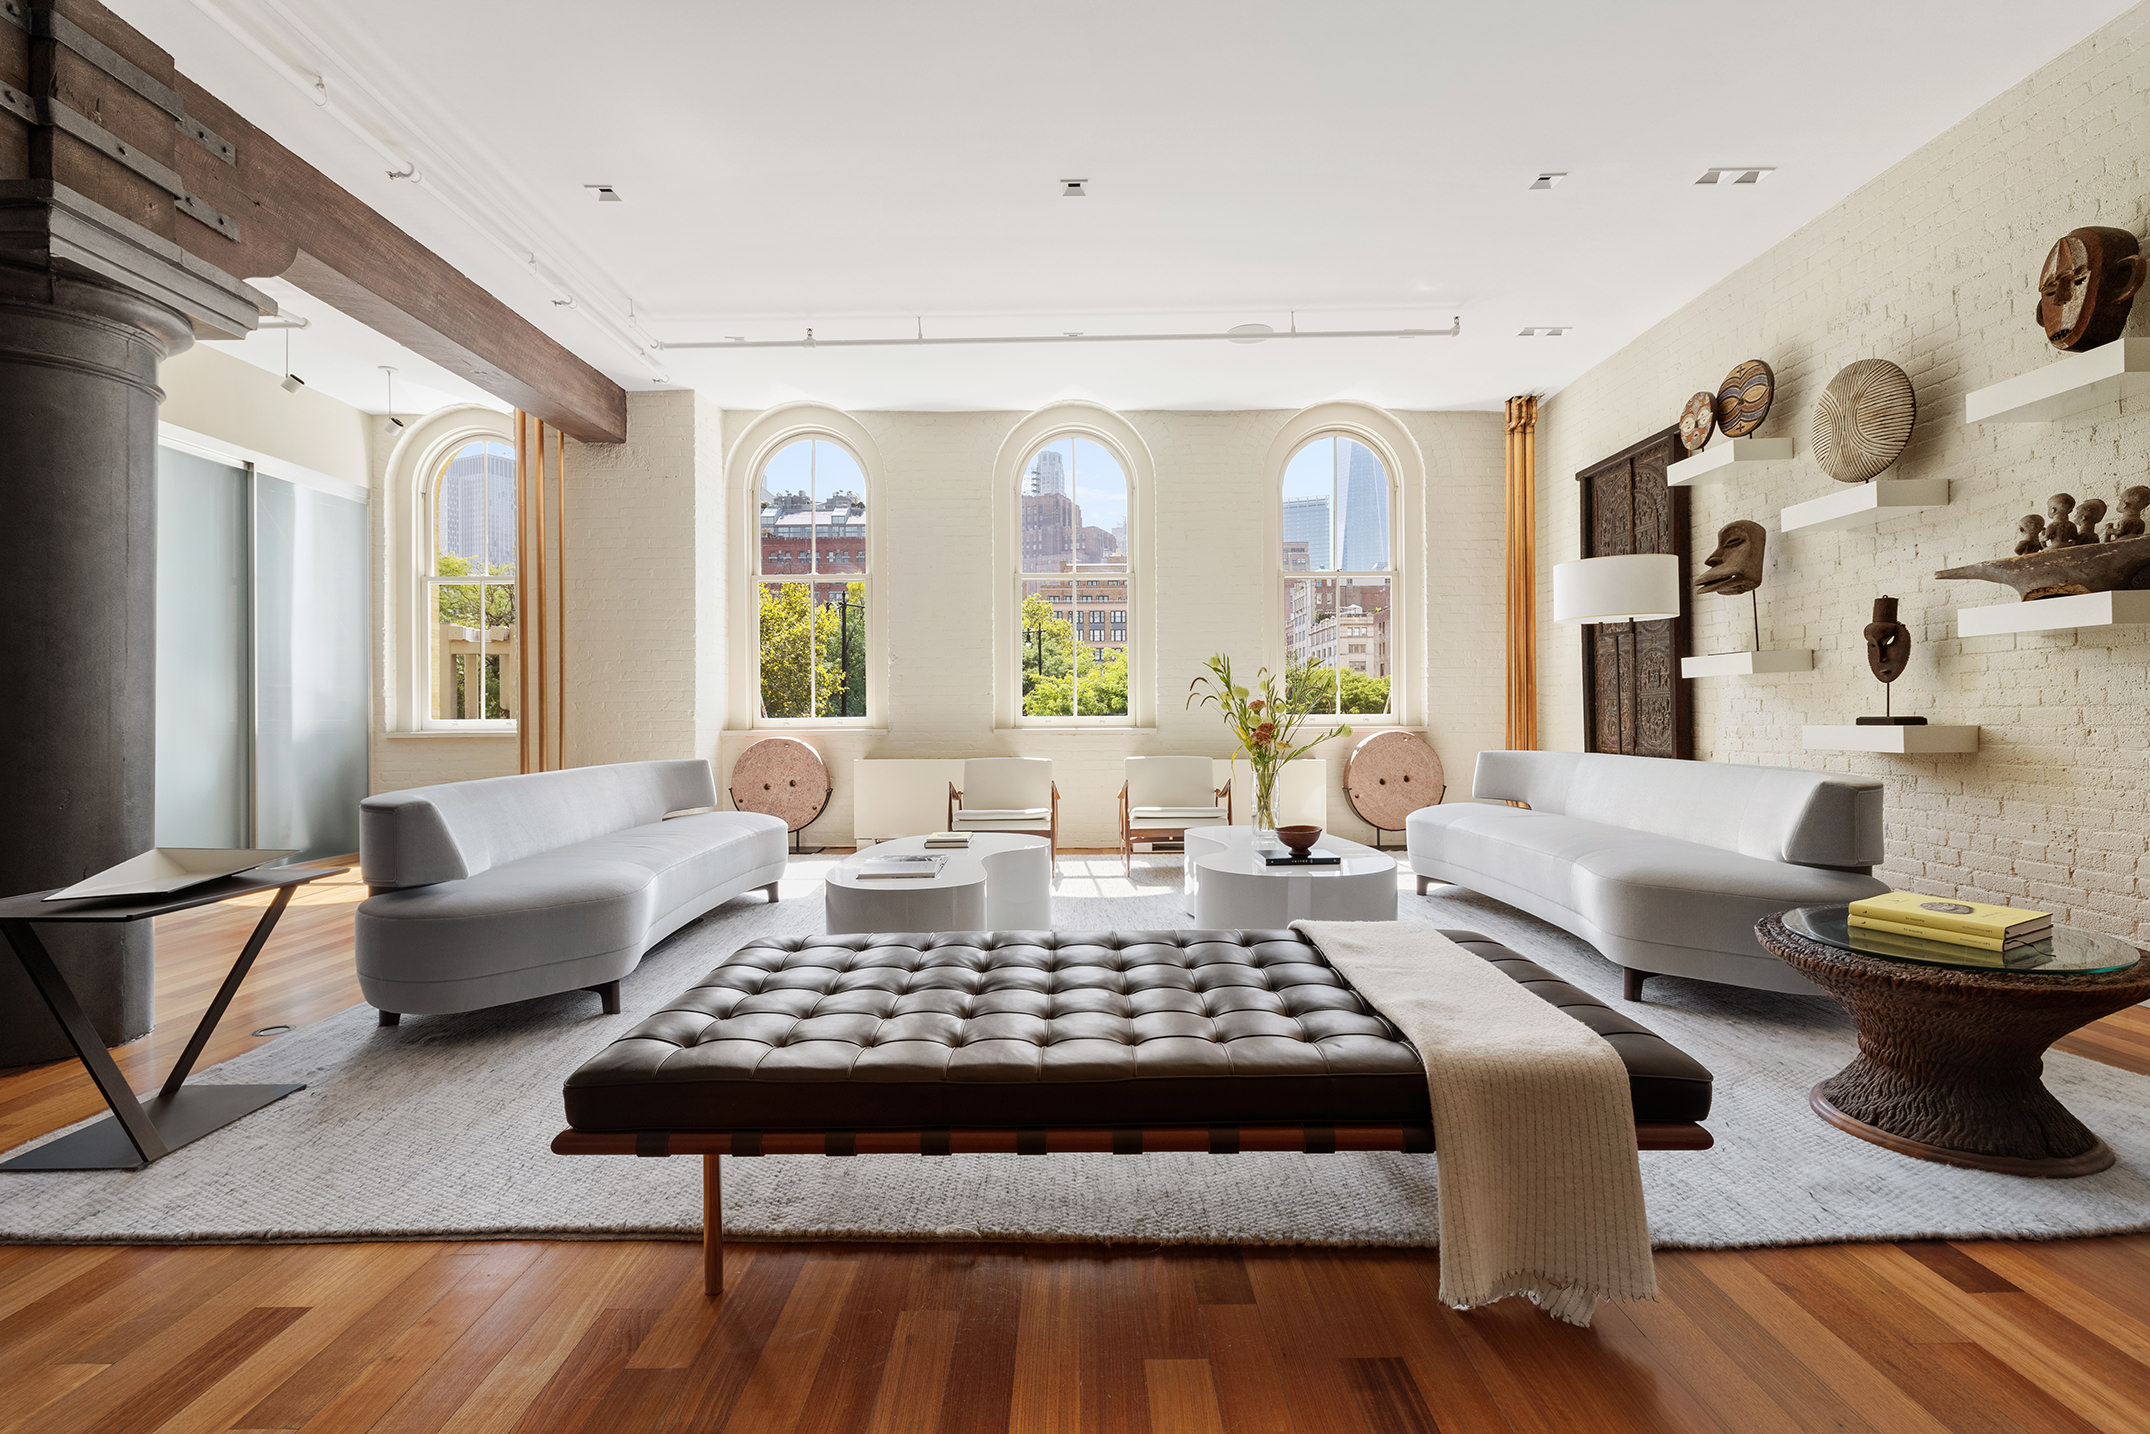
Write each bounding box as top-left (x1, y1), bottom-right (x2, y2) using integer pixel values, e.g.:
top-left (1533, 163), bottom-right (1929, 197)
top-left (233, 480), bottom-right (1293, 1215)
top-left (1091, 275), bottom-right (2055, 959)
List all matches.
top-left (1552, 554), bottom-right (1681, 624)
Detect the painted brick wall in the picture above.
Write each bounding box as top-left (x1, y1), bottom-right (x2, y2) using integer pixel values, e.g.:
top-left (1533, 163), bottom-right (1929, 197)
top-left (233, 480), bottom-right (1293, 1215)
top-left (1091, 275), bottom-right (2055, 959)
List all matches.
top-left (711, 406), bottom-right (1506, 847)
top-left (1536, 10), bottom-right (2150, 937)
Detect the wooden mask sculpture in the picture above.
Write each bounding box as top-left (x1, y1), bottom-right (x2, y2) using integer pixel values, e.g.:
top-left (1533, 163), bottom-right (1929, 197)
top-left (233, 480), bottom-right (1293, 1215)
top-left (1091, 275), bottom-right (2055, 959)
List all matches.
top-left (1697, 521), bottom-right (1767, 597)
top-left (2039, 227), bottom-right (2146, 352)
top-left (1865, 597), bottom-right (1911, 684)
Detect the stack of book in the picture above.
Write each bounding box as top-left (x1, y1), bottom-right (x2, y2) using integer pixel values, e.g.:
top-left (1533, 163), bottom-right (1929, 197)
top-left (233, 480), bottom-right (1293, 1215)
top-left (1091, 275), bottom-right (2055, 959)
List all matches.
top-left (855, 854), bottom-right (947, 881)
top-left (922, 832), bottom-right (971, 850)
top-left (1847, 892), bottom-right (2053, 952)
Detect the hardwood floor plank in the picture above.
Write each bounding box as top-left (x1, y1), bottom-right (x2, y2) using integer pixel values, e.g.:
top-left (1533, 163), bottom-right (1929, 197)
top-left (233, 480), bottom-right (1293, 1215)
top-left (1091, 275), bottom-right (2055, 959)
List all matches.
top-left (717, 1255), bottom-right (859, 1434)
top-left (50, 1304), bottom-right (308, 1434)
top-left (931, 1248), bottom-right (1023, 1434)
top-left (627, 1246), bottom-right (758, 1371)
top-left (508, 1305), bottom-right (661, 1434)
top-left (1959, 1241), bottom-right (2150, 1364)
top-left (1240, 1252), bottom-right (1371, 1434)
top-left (1343, 1356), bottom-right (1441, 1434)
top-left (1353, 1259), bottom-right (1516, 1434)
top-left (1193, 1305), bottom-right (1294, 1434)
top-left (1604, 1296), bottom-right (1806, 1434)
top-left (1186, 1250), bottom-right (1256, 1307)
top-left (1145, 1359), bottom-right (1228, 1434)
top-left (863, 1308), bottom-right (961, 1434)
top-left (1007, 1254), bottom-right (1086, 1434)
top-left (293, 1243), bottom-right (548, 1434)
top-left (1896, 1242), bottom-right (2020, 1295)
top-left (662, 1247), bottom-right (812, 1432)
top-left (793, 1246), bottom-right (917, 1434)
top-left (0, 1362), bottom-right (108, 1434)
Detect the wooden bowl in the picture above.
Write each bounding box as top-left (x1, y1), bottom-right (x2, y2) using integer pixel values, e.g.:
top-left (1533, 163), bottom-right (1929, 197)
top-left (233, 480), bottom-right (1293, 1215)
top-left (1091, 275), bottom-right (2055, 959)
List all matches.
top-left (1276, 824), bottom-right (1322, 856)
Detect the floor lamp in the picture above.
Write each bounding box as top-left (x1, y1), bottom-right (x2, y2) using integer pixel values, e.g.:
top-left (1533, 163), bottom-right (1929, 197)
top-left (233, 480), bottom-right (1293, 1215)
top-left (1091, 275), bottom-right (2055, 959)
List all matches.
top-left (1553, 554), bottom-right (1681, 751)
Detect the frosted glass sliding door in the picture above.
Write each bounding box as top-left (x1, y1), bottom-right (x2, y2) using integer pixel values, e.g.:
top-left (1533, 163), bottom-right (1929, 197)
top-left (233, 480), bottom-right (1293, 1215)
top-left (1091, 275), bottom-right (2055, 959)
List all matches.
top-left (255, 476), bottom-right (370, 859)
top-left (154, 448), bottom-right (250, 848)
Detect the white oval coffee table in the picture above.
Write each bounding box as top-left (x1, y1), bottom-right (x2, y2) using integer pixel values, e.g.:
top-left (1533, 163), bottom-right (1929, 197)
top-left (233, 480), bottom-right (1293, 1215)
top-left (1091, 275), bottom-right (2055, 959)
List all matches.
top-left (824, 834), bottom-right (1052, 934)
top-left (1185, 825), bottom-right (1397, 927)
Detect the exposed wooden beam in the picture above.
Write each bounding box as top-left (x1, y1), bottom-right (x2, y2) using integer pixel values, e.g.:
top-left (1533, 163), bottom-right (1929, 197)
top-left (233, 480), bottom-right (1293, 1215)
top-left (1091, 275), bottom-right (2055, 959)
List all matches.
top-left (0, 0), bottom-right (627, 443)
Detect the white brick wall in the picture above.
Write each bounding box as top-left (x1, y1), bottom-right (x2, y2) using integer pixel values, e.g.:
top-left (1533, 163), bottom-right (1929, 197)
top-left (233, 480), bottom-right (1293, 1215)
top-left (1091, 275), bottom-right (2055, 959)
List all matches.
top-left (1536, 11), bottom-right (2150, 937)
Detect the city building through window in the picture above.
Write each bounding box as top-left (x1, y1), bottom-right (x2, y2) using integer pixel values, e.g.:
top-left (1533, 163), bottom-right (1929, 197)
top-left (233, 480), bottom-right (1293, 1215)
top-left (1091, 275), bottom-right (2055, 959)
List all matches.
top-left (757, 437), bottom-right (869, 720)
top-left (426, 439), bottom-right (517, 723)
top-left (1280, 434), bottom-right (1393, 715)
top-left (1017, 436), bottom-right (1130, 720)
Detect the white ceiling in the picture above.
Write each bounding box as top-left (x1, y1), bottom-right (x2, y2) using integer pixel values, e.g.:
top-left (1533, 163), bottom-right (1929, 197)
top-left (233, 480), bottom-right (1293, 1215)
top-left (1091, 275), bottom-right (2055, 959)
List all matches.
top-left (115, 0), bottom-right (2135, 416)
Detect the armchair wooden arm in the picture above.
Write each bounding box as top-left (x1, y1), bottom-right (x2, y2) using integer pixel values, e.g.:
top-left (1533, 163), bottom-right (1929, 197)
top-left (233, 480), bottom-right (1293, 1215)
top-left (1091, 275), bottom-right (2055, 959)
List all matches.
top-left (947, 782), bottom-right (962, 832)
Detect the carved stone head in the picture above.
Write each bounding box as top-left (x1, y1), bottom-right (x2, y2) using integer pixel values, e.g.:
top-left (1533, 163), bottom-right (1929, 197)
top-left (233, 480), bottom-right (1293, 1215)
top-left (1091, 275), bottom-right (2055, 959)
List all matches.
top-left (2039, 227), bottom-right (2147, 351)
top-left (1864, 596), bottom-right (1911, 685)
top-left (1697, 520), bottom-right (1767, 598)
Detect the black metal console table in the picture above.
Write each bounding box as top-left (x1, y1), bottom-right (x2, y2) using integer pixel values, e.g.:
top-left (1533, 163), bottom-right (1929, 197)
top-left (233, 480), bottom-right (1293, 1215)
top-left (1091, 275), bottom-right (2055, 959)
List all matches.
top-left (0, 865), bottom-right (345, 1171)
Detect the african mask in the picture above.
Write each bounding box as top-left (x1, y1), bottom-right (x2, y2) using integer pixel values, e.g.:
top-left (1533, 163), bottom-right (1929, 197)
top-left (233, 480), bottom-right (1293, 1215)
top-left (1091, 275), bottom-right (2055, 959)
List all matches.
top-left (2038, 227), bottom-right (2146, 352)
top-left (1697, 520), bottom-right (1767, 598)
top-left (1864, 596), bottom-right (1911, 685)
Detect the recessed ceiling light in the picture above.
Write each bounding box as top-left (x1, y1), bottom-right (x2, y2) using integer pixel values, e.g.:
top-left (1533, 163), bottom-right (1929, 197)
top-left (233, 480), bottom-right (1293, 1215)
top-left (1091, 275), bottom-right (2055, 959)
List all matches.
top-left (1518, 326), bottom-right (1571, 337)
top-left (585, 184), bottom-right (622, 202)
top-left (1529, 172), bottom-right (1567, 190)
top-left (1061, 179), bottom-right (1088, 197)
top-left (1227, 323), bottom-right (1274, 344)
top-left (1696, 167), bottom-right (1774, 186)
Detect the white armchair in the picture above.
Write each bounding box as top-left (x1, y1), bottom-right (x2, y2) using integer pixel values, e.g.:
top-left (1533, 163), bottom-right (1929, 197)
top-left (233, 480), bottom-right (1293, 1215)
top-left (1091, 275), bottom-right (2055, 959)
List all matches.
top-left (1119, 756), bottom-right (1232, 871)
top-left (948, 758), bottom-right (1059, 856)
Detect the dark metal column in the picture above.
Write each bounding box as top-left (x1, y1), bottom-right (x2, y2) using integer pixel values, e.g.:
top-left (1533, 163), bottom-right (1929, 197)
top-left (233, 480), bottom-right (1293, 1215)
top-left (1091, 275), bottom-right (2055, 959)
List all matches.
top-left (0, 259), bottom-right (192, 1065)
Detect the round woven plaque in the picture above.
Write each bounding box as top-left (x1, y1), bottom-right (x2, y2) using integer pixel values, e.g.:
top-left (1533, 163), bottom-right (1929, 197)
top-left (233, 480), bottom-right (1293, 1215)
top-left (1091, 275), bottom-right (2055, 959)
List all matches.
top-left (1714, 358), bottom-right (1775, 438)
top-left (1811, 359), bottom-right (1916, 484)
top-left (1343, 731), bottom-right (1445, 831)
top-left (1678, 392), bottom-right (1715, 452)
top-left (729, 737), bottom-right (830, 832)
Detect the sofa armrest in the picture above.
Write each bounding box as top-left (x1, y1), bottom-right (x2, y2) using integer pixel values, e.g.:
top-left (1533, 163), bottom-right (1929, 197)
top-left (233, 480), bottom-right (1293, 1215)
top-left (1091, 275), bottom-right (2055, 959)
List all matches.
top-left (359, 794), bottom-right (471, 889)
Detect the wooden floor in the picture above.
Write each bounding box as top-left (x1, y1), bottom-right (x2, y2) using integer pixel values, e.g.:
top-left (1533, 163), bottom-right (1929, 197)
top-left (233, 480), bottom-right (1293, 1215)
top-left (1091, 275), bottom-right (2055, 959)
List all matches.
top-left (4, 874), bottom-right (2150, 1433)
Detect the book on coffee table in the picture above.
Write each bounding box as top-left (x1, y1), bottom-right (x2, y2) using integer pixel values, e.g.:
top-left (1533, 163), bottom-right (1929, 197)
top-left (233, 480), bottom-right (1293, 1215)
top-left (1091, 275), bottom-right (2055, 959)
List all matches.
top-left (1847, 914), bottom-right (2046, 953)
top-left (921, 832), bottom-right (971, 849)
top-left (855, 855), bottom-right (948, 880)
top-left (1848, 891), bottom-right (2051, 943)
top-left (1259, 848), bottom-right (1341, 867)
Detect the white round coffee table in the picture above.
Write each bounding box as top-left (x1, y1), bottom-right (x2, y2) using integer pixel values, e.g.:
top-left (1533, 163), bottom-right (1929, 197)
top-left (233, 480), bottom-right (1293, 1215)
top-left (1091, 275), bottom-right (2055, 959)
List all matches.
top-left (1185, 825), bottom-right (1398, 927)
top-left (824, 834), bottom-right (1052, 934)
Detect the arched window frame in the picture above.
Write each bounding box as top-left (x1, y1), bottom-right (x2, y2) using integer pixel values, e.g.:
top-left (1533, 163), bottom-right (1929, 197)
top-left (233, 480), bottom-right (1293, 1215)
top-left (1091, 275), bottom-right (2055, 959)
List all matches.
top-left (385, 407), bottom-right (519, 736)
top-left (1264, 404), bottom-right (1424, 728)
top-left (993, 404), bottom-right (1155, 729)
top-left (727, 405), bottom-right (884, 729)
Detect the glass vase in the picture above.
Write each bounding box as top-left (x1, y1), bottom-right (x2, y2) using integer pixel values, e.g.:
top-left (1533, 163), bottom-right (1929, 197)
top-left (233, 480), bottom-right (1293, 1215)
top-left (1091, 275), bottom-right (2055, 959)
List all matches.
top-left (1251, 766), bottom-right (1278, 839)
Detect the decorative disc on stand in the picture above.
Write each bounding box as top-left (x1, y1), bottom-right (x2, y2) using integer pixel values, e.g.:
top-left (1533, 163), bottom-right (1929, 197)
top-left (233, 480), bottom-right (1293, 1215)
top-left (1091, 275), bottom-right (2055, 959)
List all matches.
top-left (1714, 359), bottom-right (1775, 437)
top-left (729, 738), bottom-right (830, 847)
top-left (1812, 359), bottom-right (1916, 484)
top-left (1678, 392), bottom-right (1716, 453)
top-left (1343, 731), bottom-right (1445, 836)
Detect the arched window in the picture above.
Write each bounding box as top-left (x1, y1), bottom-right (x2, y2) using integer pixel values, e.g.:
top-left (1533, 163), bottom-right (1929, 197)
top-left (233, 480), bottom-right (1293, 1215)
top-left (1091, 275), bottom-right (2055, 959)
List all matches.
top-left (1016, 436), bottom-right (1130, 721)
top-left (426, 439), bottom-right (517, 722)
top-left (756, 437), bottom-right (869, 719)
top-left (1280, 434), bottom-right (1393, 715)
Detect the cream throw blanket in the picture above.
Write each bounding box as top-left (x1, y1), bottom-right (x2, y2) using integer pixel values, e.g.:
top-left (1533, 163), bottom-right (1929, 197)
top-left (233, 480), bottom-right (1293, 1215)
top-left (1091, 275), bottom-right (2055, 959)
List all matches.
top-left (1293, 920), bottom-right (1655, 1326)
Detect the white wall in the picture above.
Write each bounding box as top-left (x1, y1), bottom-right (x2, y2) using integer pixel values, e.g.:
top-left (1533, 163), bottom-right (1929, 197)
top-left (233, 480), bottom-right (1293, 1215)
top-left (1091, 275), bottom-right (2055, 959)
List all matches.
top-left (1536, 9), bottom-right (2150, 936)
top-left (555, 404), bottom-right (1506, 847)
top-left (161, 343), bottom-right (373, 490)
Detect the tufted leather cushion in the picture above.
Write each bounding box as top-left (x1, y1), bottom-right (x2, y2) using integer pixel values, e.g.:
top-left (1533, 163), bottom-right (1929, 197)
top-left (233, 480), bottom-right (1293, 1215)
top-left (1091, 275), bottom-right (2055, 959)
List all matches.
top-left (562, 928), bottom-right (1713, 1133)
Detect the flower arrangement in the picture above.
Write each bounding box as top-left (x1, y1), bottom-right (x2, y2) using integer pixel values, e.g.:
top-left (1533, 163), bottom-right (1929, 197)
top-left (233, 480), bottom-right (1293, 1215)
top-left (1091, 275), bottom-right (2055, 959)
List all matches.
top-left (1187, 653), bottom-right (1351, 834)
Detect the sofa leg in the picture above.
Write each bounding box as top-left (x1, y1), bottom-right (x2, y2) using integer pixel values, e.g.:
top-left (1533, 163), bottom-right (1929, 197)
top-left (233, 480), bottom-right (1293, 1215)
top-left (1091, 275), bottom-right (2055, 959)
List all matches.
top-left (587, 980), bottom-right (622, 1016)
top-left (703, 1153), bottom-right (724, 1296)
top-left (1623, 969), bottom-right (1649, 1003)
top-left (762, 882), bottom-right (780, 904)
top-left (1415, 874), bottom-right (1431, 897)
top-left (377, 1009), bottom-right (400, 1028)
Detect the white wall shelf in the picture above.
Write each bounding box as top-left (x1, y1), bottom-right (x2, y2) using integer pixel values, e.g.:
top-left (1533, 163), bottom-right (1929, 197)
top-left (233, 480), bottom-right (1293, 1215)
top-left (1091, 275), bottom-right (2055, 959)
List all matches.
top-left (1964, 338), bottom-right (2150, 424)
top-left (1667, 437), bottom-right (1796, 488)
top-left (1955, 588), bottom-right (2150, 638)
top-left (1802, 724), bottom-right (1979, 754)
top-left (1779, 478), bottom-right (1949, 534)
top-left (1680, 649), bottom-right (1815, 677)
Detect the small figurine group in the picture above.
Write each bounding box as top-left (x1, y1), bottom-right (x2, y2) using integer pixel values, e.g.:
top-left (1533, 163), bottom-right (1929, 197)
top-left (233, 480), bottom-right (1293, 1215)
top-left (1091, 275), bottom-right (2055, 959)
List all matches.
top-left (2015, 487), bottom-right (2150, 555)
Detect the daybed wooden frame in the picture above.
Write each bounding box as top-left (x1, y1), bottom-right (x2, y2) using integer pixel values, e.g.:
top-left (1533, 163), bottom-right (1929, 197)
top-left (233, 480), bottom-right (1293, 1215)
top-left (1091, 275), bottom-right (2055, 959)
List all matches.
top-left (553, 1119), bottom-right (1714, 1295)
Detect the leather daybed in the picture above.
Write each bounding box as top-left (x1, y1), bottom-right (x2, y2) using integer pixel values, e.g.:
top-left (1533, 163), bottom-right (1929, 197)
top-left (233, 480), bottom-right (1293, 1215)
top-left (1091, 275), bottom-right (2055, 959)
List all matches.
top-left (554, 928), bottom-right (1714, 1292)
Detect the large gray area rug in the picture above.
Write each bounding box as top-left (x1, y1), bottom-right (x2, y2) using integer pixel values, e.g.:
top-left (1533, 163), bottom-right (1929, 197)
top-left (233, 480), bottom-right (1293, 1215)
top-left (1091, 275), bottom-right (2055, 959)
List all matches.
top-left (5, 855), bottom-right (2150, 1249)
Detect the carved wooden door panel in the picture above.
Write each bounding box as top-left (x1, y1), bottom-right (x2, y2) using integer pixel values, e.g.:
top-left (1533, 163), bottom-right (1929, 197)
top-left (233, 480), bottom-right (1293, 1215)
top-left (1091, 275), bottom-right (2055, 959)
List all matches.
top-left (1577, 429), bottom-right (1691, 759)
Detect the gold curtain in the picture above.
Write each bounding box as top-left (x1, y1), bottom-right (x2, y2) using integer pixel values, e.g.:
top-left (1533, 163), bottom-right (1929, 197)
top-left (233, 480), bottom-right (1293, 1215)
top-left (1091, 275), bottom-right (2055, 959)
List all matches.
top-left (1503, 396), bottom-right (1539, 751)
top-left (515, 411), bottom-right (568, 772)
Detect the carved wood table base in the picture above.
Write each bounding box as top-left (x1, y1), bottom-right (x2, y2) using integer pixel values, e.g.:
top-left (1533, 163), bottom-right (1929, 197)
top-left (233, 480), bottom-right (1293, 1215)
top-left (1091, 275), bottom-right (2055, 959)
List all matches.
top-left (1759, 913), bottom-right (2150, 1178)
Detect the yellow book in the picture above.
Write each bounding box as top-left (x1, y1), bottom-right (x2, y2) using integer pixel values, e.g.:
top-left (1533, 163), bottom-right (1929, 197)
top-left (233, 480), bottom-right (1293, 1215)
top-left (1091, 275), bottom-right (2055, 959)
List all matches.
top-left (1847, 914), bottom-right (2036, 953)
top-left (1847, 891), bottom-right (2052, 940)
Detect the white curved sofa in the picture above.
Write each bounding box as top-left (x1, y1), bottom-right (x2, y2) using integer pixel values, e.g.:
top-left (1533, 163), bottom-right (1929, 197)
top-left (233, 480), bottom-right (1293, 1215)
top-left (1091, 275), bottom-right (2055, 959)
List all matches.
top-left (1407, 751), bottom-right (1888, 999)
top-left (357, 760), bottom-right (787, 1023)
